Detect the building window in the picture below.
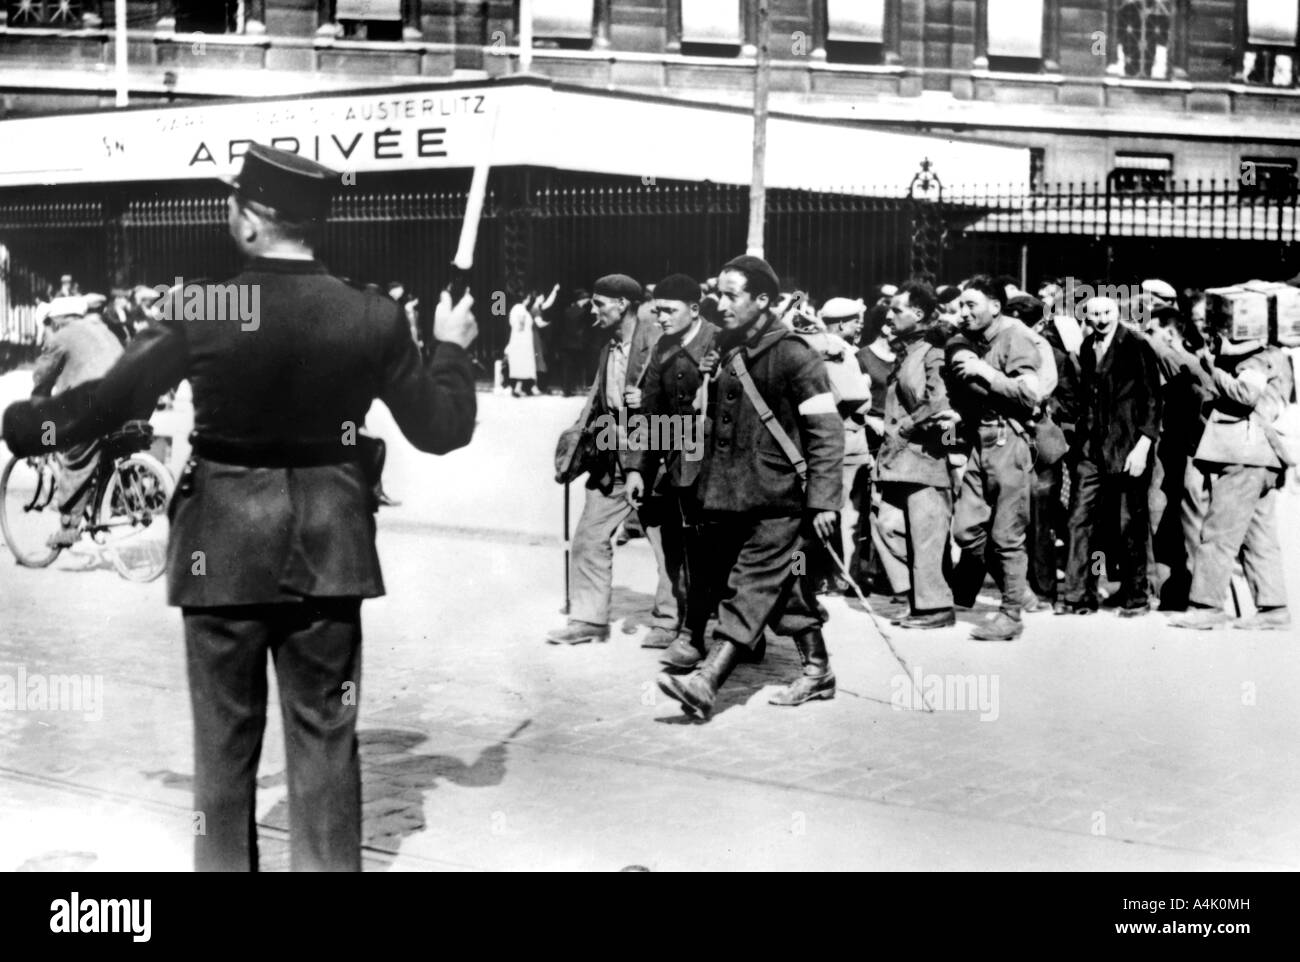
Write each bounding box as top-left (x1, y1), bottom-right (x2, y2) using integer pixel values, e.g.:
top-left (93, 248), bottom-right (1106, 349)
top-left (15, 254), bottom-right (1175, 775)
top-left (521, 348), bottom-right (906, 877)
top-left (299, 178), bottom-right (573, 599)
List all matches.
top-left (1241, 0), bottom-right (1299, 87)
top-left (681, 0), bottom-right (742, 56)
top-left (4, 0), bottom-right (83, 26)
top-left (1108, 0), bottom-right (1173, 79)
top-left (333, 0), bottom-right (403, 41)
top-left (531, 0), bottom-right (595, 49)
top-left (1109, 152), bottom-right (1173, 192)
top-left (825, 0), bottom-right (885, 65)
top-left (1241, 157), bottom-right (1298, 198)
top-left (986, 0), bottom-right (1044, 71)
top-left (176, 1), bottom-right (237, 34)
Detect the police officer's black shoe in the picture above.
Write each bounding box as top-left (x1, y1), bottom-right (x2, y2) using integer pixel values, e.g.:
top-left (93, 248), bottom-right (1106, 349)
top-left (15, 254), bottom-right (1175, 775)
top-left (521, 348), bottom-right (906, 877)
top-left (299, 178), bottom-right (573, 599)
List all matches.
top-left (656, 641), bottom-right (741, 720)
top-left (769, 629), bottom-right (836, 706)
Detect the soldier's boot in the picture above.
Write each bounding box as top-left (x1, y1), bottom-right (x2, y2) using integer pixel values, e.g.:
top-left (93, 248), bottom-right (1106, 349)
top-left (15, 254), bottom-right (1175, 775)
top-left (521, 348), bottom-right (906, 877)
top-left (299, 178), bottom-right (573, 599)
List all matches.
top-left (656, 640), bottom-right (741, 720)
top-left (769, 629), bottom-right (836, 707)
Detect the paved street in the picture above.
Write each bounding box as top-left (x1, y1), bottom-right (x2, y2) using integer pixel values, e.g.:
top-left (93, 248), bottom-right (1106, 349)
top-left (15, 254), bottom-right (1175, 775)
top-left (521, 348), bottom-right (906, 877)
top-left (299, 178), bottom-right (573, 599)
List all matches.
top-left (2, 380), bottom-right (1299, 871)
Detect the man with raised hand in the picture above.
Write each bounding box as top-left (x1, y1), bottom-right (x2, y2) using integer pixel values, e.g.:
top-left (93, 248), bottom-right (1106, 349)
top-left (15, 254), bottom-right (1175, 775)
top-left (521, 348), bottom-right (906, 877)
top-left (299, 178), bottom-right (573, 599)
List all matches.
top-left (2, 143), bottom-right (479, 871)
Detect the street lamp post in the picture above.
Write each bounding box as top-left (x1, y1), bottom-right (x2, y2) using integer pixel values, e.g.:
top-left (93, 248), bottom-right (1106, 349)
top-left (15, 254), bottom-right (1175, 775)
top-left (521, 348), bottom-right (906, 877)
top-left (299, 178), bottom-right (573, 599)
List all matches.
top-left (746, 0), bottom-right (771, 258)
top-left (115, 0), bottom-right (128, 107)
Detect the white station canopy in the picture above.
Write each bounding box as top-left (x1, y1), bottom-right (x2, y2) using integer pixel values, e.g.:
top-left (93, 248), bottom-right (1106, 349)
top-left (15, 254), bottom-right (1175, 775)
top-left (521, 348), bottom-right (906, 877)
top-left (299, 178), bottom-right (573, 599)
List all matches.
top-left (0, 76), bottom-right (1030, 193)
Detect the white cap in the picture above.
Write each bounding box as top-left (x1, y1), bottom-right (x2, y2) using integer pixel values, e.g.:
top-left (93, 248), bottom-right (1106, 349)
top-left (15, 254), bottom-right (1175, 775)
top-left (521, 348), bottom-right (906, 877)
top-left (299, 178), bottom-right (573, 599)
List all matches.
top-left (1141, 278), bottom-right (1177, 301)
top-left (820, 297), bottom-right (866, 322)
top-left (46, 295), bottom-right (86, 318)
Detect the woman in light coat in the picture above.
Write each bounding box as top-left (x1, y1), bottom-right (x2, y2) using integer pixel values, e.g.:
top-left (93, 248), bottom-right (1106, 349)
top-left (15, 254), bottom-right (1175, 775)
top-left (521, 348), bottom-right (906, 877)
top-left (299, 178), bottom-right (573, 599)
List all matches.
top-left (505, 286), bottom-right (557, 396)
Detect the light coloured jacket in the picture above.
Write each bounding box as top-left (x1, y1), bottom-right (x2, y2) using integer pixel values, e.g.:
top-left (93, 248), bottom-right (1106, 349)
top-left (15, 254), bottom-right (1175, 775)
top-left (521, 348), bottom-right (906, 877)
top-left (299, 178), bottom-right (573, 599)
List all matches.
top-left (1194, 346), bottom-right (1294, 470)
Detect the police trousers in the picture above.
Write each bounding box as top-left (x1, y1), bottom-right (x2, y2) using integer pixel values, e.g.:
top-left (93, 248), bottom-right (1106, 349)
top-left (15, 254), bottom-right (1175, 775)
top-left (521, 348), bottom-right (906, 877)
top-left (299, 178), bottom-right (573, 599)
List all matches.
top-left (183, 599), bottom-right (363, 872)
top-left (701, 513), bottom-right (826, 653)
top-left (952, 427), bottom-right (1032, 618)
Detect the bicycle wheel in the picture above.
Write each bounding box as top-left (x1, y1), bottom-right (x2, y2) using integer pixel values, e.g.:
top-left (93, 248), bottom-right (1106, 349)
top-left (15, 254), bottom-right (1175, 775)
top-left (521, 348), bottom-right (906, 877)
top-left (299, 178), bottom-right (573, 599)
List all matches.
top-left (96, 452), bottom-right (174, 583)
top-left (0, 454), bottom-right (64, 568)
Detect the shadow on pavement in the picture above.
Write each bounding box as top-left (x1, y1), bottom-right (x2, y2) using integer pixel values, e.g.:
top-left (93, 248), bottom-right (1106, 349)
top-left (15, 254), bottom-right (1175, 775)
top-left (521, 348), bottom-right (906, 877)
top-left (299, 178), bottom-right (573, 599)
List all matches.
top-left (654, 635), bottom-right (806, 724)
top-left (263, 724), bottom-right (528, 867)
top-left (609, 585), bottom-right (664, 636)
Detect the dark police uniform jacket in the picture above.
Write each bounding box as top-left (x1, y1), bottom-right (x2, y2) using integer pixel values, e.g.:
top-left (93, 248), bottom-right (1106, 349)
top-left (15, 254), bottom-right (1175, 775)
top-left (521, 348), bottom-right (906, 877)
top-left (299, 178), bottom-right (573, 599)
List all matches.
top-left (697, 314), bottom-right (844, 516)
top-left (2, 257), bottom-right (477, 607)
top-left (627, 319), bottom-right (718, 490)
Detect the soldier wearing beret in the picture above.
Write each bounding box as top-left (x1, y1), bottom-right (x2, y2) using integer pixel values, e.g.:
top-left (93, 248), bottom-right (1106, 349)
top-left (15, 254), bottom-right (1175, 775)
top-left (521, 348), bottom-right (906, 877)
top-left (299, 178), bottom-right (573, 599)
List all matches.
top-left (656, 255), bottom-right (845, 720)
top-left (2, 143), bottom-right (479, 871)
top-left (625, 273), bottom-right (719, 669)
top-left (546, 273), bottom-right (679, 646)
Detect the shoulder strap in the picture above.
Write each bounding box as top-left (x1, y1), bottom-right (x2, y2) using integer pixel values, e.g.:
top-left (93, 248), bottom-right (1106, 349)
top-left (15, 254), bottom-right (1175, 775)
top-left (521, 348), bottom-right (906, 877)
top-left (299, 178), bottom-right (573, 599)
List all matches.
top-left (729, 352), bottom-right (806, 487)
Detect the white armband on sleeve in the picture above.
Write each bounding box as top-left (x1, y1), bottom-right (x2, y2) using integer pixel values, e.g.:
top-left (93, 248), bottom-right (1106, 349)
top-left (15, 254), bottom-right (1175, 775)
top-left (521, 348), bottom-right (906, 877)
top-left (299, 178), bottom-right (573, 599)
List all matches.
top-left (798, 393), bottom-right (837, 415)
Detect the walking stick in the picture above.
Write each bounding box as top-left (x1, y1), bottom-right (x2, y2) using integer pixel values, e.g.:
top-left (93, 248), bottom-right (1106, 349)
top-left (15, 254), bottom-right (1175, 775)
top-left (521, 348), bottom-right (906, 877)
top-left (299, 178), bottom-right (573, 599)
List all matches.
top-left (563, 481), bottom-right (571, 615)
top-left (816, 528), bottom-right (934, 713)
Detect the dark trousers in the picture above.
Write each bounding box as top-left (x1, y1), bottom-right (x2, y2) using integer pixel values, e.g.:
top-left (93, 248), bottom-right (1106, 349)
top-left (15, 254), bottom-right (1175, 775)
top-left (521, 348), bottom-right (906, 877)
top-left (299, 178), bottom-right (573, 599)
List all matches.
top-left (1028, 459), bottom-right (1064, 602)
top-left (182, 598), bottom-right (363, 872)
top-left (642, 487), bottom-right (706, 639)
top-left (700, 513), bottom-right (826, 653)
top-left (56, 437), bottom-right (102, 519)
top-left (951, 428), bottom-right (1032, 617)
top-left (847, 462), bottom-right (875, 587)
top-left (1063, 457), bottom-right (1151, 606)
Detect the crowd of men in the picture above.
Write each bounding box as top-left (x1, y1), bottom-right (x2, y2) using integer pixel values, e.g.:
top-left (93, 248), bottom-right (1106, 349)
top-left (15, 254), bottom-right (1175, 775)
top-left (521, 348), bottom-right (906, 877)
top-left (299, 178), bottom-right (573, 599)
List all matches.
top-left (548, 262), bottom-right (1297, 718)
top-left (3, 144), bottom-right (1296, 870)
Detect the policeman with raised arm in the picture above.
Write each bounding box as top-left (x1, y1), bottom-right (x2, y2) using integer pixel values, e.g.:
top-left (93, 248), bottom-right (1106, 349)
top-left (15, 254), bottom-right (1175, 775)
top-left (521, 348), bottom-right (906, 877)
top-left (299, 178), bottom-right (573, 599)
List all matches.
top-left (2, 144), bottom-right (479, 871)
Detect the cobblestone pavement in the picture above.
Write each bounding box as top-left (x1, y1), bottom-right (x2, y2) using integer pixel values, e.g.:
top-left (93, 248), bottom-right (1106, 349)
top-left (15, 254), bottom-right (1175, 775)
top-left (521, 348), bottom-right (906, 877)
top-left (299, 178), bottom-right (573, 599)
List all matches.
top-left (1, 389), bottom-right (1298, 871)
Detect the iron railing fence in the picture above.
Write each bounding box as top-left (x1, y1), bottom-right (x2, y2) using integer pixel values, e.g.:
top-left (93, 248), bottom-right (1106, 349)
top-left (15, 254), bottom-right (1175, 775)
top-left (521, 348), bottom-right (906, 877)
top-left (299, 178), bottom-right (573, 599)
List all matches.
top-left (5, 176), bottom-right (1300, 366)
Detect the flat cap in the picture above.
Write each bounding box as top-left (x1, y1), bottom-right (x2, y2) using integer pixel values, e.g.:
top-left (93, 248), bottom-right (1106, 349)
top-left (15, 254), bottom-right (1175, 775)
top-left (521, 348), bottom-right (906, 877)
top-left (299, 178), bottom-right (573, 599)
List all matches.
top-left (46, 295), bottom-right (86, 318)
top-left (653, 273), bottom-right (701, 304)
top-left (226, 143), bottom-right (338, 221)
top-left (720, 255), bottom-right (780, 297)
top-left (820, 296), bottom-right (865, 321)
top-left (593, 274), bottom-right (643, 301)
top-left (1141, 278), bottom-right (1177, 301)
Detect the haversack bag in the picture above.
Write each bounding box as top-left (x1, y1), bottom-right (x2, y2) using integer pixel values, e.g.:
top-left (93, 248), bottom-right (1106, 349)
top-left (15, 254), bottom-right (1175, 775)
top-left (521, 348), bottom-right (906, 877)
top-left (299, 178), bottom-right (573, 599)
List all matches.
top-left (554, 374), bottom-right (604, 484)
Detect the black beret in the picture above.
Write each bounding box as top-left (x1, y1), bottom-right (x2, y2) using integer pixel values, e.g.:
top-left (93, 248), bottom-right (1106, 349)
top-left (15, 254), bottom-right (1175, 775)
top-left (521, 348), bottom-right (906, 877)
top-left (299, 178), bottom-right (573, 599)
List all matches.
top-left (653, 273), bottom-right (701, 304)
top-left (1004, 294), bottom-right (1044, 322)
top-left (720, 255), bottom-right (780, 298)
top-left (593, 274), bottom-right (643, 301)
top-left (936, 285), bottom-right (962, 305)
top-left (226, 143), bottom-right (338, 221)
